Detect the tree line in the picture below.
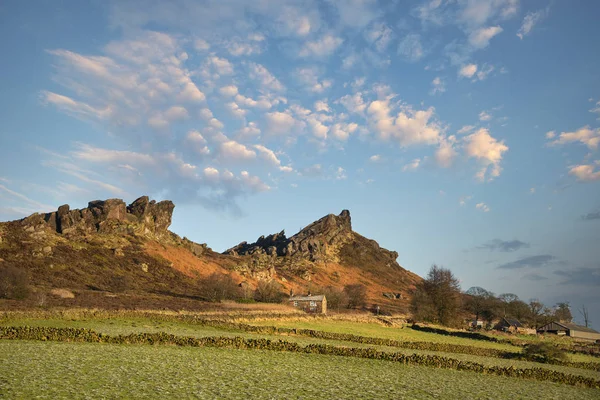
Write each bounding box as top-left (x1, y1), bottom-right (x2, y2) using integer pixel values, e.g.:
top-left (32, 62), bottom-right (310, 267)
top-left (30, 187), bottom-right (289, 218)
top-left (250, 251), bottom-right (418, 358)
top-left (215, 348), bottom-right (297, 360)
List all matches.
top-left (410, 264), bottom-right (588, 329)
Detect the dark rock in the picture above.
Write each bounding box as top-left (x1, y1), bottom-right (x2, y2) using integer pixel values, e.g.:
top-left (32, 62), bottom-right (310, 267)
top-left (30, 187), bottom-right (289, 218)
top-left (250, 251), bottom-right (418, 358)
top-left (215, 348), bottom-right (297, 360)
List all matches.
top-left (23, 195), bottom-right (175, 238)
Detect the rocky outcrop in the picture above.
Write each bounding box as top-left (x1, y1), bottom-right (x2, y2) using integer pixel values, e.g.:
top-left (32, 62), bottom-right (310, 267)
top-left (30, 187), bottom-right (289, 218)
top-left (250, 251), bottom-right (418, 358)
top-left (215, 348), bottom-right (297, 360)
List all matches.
top-left (22, 196), bottom-right (175, 238)
top-left (225, 209), bottom-right (392, 266)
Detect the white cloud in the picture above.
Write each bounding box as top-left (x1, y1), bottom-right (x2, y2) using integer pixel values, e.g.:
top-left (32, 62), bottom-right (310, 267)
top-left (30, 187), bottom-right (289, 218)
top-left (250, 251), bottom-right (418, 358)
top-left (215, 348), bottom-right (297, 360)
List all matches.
top-left (335, 167), bottom-right (347, 180)
top-left (253, 144), bottom-right (291, 172)
top-left (549, 126), bottom-right (600, 150)
top-left (338, 92), bottom-right (367, 115)
top-left (209, 118), bottom-right (224, 130)
top-left (0, 184), bottom-right (54, 211)
top-left (476, 202), bottom-right (490, 212)
top-left (590, 101), bottom-right (600, 119)
top-left (218, 140), bottom-right (256, 162)
top-left (296, 67), bottom-right (333, 93)
top-left (366, 22), bottom-right (393, 52)
top-left (330, 122), bottom-right (358, 141)
top-left (398, 34), bottom-right (424, 62)
top-left (330, 0), bottom-right (380, 28)
top-left (265, 111), bottom-right (297, 135)
top-left (457, 125), bottom-right (475, 135)
top-left (517, 8), bottom-right (549, 39)
top-left (237, 122), bottom-right (261, 138)
top-left (219, 85), bottom-right (239, 97)
top-left (464, 128), bottom-right (509, 181)
top-left (460, 0), bottom-right (518, 27)
top-left (164, 105), bottom-right (188, 121)
top-left (207, 55), bottom-right (234, 75)
top-left (247, 62), bottom-right (285, 92)
top-left (225, 102), bottom-right (247, 119)
top-left (71, 143), bottom-right (155, 166)
top-left (186, 130), bottom-right (210, 156)
top-left (469, 26), bottom-right (503, 48)
top-left (224, 35), bottom-right (264, 56)
top-left (40, 91), bottom-right (111, 121)
top-left (530, 187), bottom-right (535, 194)
top-left (299, 164), bottom-right (323, 177)
top-left (459, 195), bottom-right (473, 206)
top-left (402, 158), bottom-right (421, 172)
top-left (194, 38), bottom-right (210, 51)
top-left (545, 130), bottom-right (556, 139)
top-left (435, 138), bottom-right (457, 168)
top-left (479, 111), bottom-right (492, 121)
top-left (299, 34), bottom-right (343, 57)
top-left (367, 99), bottom-right (443, 146)
top-left (314, 100), bottom-right (330, 113)
top-left (474, 64), bottom-right (495, 81)
top-left (369, 154), bottom-right (382, 163)
top-left (569, 163), bottom-right (600, 182)
top-left (430, 77), bottom-right (445, 95)
top-left (199, 108), bottom-right (214, 121)
top-left (459, 64), bottom-right (478, 78)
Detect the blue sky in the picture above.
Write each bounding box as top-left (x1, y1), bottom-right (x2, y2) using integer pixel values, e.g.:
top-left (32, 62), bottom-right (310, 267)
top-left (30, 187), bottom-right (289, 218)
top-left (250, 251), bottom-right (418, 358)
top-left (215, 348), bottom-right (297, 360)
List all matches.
top-left (1, 0), bottom-right (599, 326)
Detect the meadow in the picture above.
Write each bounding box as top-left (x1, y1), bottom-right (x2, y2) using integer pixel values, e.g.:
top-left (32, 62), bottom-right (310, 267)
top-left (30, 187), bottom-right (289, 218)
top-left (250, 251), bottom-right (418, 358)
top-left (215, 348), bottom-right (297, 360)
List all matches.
top-left (1, 310), bottom-right (599, 399)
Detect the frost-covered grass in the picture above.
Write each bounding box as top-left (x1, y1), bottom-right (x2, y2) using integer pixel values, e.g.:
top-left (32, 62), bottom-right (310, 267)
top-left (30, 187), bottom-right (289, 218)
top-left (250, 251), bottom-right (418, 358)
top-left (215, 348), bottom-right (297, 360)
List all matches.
top-left (1, 340), bottom-right (598, 399)
top-left (2, 316), bottom-right (598, 379)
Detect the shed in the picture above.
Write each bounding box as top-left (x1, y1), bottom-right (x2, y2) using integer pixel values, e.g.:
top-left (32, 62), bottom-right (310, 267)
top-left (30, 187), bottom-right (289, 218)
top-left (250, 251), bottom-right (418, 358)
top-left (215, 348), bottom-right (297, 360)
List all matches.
top-left (289, 294), bottom-right (327, 314)
top-left (537, 322), bottom-right (600, 342)
top-left (495, 318), bottom-right (523, 333)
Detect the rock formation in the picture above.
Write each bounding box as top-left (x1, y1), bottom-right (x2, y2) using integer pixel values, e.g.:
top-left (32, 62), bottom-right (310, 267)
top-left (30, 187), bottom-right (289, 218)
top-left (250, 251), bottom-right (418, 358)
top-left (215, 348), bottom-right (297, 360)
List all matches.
top-left (225, 210), bottom-right (353, 262)
top-left (21, 196), bottom-right (175, 238)
top-left (224, 209), bottom-right (402, 270)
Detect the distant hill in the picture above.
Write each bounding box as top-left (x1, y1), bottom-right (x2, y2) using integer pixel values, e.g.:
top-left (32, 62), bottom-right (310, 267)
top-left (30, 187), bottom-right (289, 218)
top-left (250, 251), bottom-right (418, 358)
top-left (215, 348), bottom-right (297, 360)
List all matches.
top-left (0, 196), bottom-right (421, 311)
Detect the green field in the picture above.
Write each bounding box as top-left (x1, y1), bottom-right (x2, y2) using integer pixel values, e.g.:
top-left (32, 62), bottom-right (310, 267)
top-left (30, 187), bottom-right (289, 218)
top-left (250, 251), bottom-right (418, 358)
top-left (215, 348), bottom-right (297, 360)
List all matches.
top-left (1, 341), bottom-right (599, 400)
top-left (0, 312), bottom-right (599, 399)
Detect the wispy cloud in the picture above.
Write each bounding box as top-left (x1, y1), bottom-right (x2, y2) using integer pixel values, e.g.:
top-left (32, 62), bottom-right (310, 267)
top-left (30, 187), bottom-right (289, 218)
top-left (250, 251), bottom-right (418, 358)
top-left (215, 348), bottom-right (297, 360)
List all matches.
top-left (478, 239), bottom-right (530, 252)
top-left (497, 255), bottom-right (562, 270)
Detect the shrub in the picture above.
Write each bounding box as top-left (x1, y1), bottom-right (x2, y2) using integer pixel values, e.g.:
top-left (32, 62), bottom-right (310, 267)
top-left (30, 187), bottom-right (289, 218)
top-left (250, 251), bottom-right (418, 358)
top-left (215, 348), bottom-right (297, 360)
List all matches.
top-left (254, 280), bottom-right (284, 303)
top-left (323, 286), bottom-right (348, 311)
top-left (199, 273), bottom-right (240, 302)
top-left (0, 265), bottom-right (30, 299)
top-left (343, 284), bottom-right (367, 309)
top-left (523, 342), bottom-right (568, 363)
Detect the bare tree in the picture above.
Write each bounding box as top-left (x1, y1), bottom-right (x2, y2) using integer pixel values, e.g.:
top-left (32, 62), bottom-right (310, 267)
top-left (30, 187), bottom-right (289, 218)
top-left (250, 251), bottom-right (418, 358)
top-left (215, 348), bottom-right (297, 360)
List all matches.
top-left (579, 305), bottom-right (590, 328)
top-left (200, 273), bottom-right (240, 302)
top-left (323, 286), bottom-right (348, 312)
top-left (344, 284), bottom-right (367, 309)
top-left (554, 302), bottom-right (573, 323)
top-left (254, 280), bottom-right (283, 303)
top-left (411, 265), bottom-right (461, 326)
top-left (529, 299), bottom-right (545, 328)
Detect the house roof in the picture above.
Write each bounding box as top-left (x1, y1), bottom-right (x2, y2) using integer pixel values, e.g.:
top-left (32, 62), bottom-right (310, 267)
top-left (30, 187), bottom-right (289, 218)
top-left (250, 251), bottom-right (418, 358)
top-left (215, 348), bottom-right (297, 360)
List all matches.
top-left (559, 322), bottom-right (599, 334)
top-left (503, 318), bottom-right (523, 328)
top-left (290, 294), bottom-right (325, 301)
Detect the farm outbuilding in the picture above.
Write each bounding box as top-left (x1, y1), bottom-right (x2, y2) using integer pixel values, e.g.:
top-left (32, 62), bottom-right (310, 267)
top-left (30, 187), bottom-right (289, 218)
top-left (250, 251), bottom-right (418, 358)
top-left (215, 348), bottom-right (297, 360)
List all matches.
top-left (537, 322), bottom-right (600, 342)
top-left (495, 318), bottom-right (523, 333)
top-left (289, 294), bottom-right (327, 314)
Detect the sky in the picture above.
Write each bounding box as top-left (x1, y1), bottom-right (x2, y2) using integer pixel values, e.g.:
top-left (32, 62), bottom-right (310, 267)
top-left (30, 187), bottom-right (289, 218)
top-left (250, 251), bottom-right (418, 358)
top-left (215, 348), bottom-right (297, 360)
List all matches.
top-left (0, 0), bottom-right (599, 326)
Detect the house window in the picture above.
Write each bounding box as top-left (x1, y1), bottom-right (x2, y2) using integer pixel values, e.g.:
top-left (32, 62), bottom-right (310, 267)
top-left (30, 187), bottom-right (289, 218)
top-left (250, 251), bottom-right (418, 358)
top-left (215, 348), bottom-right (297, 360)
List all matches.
top-left (310, 301), bottom-right (316, 307)
top-left (293, 301), bottom-right (298, 307)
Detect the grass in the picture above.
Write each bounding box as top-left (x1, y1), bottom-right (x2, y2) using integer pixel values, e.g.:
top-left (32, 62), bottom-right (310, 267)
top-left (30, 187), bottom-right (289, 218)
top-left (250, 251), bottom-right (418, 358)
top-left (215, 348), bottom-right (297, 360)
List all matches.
top-left (2, 315), bottom-right (599, 380)
top-left (1, 340), bottom-right (599, 399)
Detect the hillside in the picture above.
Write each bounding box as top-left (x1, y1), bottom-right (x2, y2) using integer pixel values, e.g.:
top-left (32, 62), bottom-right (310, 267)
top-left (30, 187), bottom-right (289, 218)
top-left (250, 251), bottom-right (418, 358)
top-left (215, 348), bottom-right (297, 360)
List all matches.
top-left (0, 196), bottom-right (421, 311)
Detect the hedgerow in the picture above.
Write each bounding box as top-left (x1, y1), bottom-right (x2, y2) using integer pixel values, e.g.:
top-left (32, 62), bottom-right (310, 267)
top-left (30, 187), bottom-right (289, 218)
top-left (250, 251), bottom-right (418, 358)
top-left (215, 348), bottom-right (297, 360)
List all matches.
top-left (1, 326), bottom-right (599, 389)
